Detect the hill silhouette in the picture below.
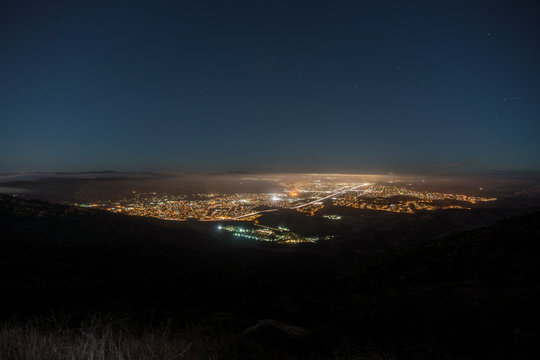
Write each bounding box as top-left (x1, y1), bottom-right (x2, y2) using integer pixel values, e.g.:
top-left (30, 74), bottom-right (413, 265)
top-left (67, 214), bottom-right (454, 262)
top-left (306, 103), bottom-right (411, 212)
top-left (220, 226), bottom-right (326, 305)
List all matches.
top-left (1, 193), bottom-right (539, 359)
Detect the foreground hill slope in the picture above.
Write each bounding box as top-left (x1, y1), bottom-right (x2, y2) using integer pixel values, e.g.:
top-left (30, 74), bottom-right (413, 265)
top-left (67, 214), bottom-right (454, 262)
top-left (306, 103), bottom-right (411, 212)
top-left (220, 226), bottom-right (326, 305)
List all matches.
top-left (314, 210), bottom-right (540, 358)
top-left (0, 194), bottom-right (337, 318)
top-left (1, 194), bottom-right (540, 359)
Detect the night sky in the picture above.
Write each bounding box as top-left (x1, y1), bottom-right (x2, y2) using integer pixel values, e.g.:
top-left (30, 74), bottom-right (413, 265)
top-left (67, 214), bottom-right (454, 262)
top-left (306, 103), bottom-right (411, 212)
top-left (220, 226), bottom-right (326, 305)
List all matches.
top-left (1, 0), bottom-right (539, 173)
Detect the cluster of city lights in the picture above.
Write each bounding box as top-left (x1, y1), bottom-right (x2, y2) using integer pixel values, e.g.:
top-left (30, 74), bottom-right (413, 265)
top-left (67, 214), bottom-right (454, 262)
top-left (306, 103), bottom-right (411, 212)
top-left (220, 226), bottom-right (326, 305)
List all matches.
top-left (216, 223), bottom-right (319, 243)
top-left (77, 181), bottom-right (496, 225)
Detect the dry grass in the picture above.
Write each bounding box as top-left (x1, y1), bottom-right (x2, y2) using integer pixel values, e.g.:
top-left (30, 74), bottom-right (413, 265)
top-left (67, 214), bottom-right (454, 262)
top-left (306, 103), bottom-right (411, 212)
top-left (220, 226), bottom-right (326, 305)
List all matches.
top-left (0, 315), bottom-right (237, 360)
top-left (0, 315), bottom-right (398, 360)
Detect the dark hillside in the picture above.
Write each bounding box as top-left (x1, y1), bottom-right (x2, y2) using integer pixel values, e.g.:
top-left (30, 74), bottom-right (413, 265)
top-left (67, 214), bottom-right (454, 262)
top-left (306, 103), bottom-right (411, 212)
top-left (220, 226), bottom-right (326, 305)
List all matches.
top-left (0, 194), bottom-right (338, 320)
top-left (1, 194), bottom-right (540, 359)
top-left (314, 211), bottom-right (540, 358)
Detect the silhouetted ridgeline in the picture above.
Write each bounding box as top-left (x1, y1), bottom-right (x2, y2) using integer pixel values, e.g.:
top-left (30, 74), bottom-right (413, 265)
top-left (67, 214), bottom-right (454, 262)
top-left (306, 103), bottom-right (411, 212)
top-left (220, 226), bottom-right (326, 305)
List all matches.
top-left (1, 193), bottom-right (540, 359)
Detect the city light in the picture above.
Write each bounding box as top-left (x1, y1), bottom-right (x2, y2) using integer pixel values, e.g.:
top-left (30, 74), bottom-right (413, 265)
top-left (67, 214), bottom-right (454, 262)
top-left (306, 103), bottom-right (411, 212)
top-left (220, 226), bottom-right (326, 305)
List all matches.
top-left (78, 180), bottom-right (496, 235)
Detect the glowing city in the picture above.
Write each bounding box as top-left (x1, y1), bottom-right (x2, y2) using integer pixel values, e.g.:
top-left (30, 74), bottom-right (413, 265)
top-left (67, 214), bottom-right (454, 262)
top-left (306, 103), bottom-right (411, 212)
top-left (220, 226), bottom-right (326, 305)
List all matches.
top-left (77, 180), bottom-right (496, 222)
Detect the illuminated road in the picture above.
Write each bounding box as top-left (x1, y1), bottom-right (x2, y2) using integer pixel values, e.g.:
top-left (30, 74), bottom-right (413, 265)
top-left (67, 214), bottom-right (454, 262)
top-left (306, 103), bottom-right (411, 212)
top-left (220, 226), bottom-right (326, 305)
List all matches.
top-left (204, 183), bottom-right (369, 221)
top-left (291, 184), bottom-right (367, 209)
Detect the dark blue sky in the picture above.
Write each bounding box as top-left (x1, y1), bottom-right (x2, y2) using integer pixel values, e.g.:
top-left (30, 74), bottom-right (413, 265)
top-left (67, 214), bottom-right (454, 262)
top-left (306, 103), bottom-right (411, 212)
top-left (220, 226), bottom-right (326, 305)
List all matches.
top-left (1, 0), bottom-right (539, 173)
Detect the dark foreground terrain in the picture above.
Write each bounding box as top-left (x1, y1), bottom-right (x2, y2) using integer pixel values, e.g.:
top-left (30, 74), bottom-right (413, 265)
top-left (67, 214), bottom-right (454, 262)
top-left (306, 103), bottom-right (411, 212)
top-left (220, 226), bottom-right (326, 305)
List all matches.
top-left (1, 193), bottom-right (540, 359)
